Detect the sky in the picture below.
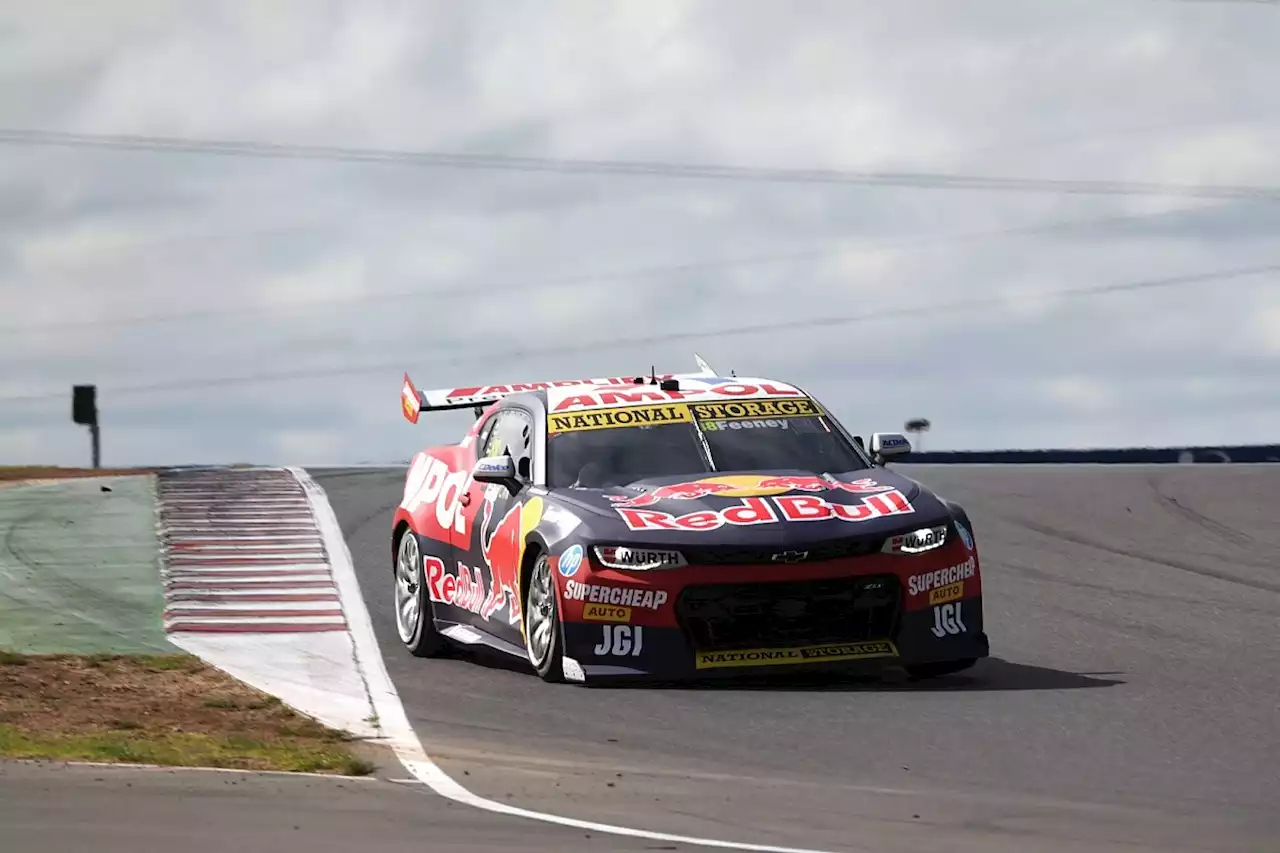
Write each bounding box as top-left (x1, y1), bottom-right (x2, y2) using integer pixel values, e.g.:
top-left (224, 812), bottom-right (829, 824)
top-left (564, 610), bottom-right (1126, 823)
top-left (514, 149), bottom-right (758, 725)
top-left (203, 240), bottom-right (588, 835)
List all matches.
top-left (1, 0), bottom-right (1279, 467)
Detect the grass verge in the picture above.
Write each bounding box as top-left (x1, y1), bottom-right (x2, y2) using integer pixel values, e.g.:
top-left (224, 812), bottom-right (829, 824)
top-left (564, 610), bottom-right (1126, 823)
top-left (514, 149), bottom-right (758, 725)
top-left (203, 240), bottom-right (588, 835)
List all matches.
top-left (0, 652), bottom-right (376, 776)
top-left (0, 466), bottom-right (155, 483)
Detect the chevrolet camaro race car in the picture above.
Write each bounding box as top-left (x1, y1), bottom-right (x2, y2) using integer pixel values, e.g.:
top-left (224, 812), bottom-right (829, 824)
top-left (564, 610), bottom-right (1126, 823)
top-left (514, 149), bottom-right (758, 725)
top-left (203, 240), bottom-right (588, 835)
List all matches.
top-left (391, 355), bottom-right (989, 684)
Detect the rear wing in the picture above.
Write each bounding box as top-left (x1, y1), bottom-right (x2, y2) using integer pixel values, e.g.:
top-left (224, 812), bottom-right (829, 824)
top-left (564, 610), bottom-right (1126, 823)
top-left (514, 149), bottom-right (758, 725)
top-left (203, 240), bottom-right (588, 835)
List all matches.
top-left (401, 353), bottom-right (722, 423)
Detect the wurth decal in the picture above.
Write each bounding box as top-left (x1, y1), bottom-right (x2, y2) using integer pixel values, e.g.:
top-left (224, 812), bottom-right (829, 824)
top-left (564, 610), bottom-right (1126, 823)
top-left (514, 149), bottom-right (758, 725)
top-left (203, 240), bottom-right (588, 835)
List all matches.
top-left (616, 491), bottom-right (915, 532)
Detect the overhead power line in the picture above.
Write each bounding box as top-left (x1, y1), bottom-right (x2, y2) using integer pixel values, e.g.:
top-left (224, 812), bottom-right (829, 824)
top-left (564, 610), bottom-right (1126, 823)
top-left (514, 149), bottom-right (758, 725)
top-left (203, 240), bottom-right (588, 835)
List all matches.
top-left (0, 199), bottom-right (1242, 336)
top-left (3, 127), bottom-right (1280, 202)
top-left (3, 260), bottom-right (1275, 406)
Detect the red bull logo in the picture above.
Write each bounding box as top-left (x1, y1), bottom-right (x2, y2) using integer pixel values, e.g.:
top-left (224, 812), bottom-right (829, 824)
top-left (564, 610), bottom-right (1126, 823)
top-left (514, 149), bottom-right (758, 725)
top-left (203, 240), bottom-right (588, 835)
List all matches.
top-left (475, 492), bottom-right (544, 624)
top-left (609, 480), bottom-right (740, 508)
top-left (426, 491), bottom-right (544, 626)
top-left (607, 474), bottom-right (894, 508)
top-left (616, 490), bottom-right (915, 532)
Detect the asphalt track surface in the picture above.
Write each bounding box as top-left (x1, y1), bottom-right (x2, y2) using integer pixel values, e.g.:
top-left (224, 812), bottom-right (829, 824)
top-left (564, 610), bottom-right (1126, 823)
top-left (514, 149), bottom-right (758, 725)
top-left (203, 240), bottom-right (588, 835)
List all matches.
top-left (0, 760), bottom-right (662, 852)
top-left (316, 464), bottom-right (1280, 853)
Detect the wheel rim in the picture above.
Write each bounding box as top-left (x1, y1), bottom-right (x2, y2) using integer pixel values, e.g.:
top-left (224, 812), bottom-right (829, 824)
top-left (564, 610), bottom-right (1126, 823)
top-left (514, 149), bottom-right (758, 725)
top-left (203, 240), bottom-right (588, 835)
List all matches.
top-left (525, 555), bottom-right (556, 667)
top-left (394, 532), bottom-right (423, 644)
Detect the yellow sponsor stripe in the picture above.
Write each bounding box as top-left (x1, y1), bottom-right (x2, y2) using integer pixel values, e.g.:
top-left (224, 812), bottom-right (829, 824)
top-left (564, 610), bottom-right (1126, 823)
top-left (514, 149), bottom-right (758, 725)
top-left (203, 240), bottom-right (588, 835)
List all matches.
top-left (582, 603), bottom-right (632, 622)
top-left (689, 398), bottom-right (821, 421)
top-left (929, 581), bottom-right (964, 605)
top-left (694, 640), bottom-right (897, 670)
top-left (548, 403), bottom-right (692, 433)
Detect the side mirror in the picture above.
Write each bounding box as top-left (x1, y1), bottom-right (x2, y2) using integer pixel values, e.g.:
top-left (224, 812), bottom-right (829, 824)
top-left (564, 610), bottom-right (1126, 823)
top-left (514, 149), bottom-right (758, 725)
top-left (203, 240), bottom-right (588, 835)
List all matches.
top-left (870, 432), bottom-right (911, 463)
top-left (472, 455), bottom-right (518, 489)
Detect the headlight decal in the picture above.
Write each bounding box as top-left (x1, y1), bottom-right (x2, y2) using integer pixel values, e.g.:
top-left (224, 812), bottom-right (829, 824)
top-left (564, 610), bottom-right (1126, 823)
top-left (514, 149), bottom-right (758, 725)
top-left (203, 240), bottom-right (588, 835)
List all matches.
top-left (592, 546), bottom-right (687, 570)
top-left (882, 524), bottom-right (948, 554)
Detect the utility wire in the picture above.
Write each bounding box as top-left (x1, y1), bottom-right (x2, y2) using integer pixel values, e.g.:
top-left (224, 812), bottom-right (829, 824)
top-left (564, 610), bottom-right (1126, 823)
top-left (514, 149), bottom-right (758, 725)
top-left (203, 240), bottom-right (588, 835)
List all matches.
top-left (3, 127), bottom-right (1280, 201)
top-left (3, 260), bottom-right (1275, 405)
top-left (0, 199), bottom-right (1242, 336)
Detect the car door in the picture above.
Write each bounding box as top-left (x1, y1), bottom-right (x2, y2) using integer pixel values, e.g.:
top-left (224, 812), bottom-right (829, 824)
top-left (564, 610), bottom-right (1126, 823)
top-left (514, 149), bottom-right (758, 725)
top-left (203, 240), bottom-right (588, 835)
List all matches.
top-left (450, 407), bottom-right (537, 642)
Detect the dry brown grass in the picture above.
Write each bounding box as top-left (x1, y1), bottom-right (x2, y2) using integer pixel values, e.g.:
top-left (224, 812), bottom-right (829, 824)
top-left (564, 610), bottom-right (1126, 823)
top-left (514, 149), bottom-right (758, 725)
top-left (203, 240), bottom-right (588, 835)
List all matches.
top-left (0, 652), bottom-right (375, 775)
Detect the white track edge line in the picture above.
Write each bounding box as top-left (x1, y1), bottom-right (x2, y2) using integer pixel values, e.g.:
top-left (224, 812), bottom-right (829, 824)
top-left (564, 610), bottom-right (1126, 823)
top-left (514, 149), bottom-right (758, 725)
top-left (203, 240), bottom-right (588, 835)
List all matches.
top-left (290, 466), bottom-right (844, 853)
top-left (8, 758), bottom-right (379, 781)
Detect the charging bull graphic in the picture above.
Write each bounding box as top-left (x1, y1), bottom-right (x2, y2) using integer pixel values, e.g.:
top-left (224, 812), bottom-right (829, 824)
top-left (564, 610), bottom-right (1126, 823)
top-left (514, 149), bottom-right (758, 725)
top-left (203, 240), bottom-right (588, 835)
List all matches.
top-left (607, 475), bottom-right (896, 508)
top-left (477, 491), bottom-right (545, 624)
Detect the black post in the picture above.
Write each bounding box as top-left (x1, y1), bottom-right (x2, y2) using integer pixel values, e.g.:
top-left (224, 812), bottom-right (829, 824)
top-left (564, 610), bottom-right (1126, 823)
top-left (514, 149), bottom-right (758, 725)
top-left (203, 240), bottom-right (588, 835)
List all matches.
top-left (72, 385), bottom-right (100, 469)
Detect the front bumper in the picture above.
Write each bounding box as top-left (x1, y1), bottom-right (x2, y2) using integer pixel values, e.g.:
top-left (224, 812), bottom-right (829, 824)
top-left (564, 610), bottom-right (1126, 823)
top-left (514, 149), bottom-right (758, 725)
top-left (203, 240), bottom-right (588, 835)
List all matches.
top-left (553, 544), bottom-right (989, 682)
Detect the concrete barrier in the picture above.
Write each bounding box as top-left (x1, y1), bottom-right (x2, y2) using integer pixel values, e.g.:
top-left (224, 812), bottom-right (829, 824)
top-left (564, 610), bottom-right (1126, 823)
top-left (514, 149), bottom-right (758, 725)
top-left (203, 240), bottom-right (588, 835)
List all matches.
top-left (898, 444), bottom-right (1280, 464)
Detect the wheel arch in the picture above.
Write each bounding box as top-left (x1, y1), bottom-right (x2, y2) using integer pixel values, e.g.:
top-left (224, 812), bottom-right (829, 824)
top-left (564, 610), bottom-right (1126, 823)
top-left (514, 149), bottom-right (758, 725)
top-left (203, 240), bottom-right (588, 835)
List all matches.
top-left (520, 533), bottom-right (550, 607)
top-left (392, 519), bottom-right (412, 572)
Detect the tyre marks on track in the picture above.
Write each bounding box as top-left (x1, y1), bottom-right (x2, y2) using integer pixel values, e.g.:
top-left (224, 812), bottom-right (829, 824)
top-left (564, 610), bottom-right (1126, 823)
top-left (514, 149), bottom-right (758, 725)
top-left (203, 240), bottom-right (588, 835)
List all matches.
top-left (157, 468), bottom-right (348, 634)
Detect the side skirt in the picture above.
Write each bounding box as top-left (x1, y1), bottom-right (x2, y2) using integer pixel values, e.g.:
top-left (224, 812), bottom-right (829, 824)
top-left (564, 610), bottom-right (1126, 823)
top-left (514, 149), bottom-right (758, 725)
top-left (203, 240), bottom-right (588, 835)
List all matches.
top-left (436, 620), bottom-right (528, 659)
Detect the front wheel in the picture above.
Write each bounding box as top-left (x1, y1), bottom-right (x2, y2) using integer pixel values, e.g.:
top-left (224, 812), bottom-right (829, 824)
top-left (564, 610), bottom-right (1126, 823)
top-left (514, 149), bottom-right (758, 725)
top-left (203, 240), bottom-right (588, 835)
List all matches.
top-left (394, 529), bottom-right (447, 657)
top-left (523, 552), bottom-right (565, 683)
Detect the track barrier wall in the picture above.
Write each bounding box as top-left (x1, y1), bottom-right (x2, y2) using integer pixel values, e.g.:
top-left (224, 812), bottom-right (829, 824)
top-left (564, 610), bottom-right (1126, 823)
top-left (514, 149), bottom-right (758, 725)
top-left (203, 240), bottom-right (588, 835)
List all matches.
top-left (897, 444), bottom-right (1280, 464)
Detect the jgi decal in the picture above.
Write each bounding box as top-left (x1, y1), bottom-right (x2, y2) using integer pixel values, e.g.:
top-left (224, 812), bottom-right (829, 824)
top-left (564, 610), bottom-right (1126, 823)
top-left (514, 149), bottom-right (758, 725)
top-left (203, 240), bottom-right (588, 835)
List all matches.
top-left (907, 556), bottom-right (976, 598)
top-left (594, 624), bottom-right (643, 657)
top-left (563, 581), bottom-right (669, 610)
top-left (616, 492), bottom-right (914, 532)
top-left (931, 602), bottom-right (967, 638)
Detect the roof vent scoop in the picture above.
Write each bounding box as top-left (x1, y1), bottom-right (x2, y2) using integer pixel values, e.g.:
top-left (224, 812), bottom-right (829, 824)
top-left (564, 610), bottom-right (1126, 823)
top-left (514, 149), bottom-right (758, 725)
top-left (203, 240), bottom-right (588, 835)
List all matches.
top-left (659, 379), bottom-right (680, 391)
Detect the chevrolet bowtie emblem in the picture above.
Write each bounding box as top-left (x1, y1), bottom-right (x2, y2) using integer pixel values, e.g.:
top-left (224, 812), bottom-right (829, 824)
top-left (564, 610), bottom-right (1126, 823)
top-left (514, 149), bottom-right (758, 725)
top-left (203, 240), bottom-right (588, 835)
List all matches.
top-left (771, 550), bottom-right (809, 563)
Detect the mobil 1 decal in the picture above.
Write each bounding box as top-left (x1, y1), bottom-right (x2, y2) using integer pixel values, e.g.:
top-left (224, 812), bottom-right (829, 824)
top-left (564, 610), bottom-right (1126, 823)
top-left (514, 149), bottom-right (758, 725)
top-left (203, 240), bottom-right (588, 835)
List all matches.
top-left (427, 485), bottom-right (544, 628)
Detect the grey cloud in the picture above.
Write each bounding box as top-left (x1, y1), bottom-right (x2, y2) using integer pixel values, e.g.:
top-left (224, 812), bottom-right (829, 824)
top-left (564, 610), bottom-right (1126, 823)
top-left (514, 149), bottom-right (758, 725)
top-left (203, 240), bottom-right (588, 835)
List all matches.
top-left (2, 0), bottom-right (1279, 465)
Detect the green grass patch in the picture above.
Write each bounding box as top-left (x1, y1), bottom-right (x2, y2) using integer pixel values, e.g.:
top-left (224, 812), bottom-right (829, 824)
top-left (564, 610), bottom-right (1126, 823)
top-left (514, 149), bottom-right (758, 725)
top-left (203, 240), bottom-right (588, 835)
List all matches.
top-left (0, 725), bottom-right (375, 775)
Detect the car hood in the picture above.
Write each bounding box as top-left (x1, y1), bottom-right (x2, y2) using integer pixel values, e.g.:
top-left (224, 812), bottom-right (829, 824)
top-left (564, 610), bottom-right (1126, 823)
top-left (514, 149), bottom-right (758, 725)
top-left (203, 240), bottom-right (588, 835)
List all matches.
top-left (546, 467), bottom-right (949, 547)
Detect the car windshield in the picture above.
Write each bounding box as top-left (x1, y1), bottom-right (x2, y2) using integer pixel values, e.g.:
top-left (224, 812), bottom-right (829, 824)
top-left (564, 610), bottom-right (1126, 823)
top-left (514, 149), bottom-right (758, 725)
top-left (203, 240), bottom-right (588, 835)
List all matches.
top-left (546, 405), bottom-right (870, 489)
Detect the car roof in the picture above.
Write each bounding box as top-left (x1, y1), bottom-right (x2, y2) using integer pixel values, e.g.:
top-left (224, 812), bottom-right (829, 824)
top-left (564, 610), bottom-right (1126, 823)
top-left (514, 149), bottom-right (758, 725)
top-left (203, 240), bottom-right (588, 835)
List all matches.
top-left (540, 376), bottom-right (810, 416)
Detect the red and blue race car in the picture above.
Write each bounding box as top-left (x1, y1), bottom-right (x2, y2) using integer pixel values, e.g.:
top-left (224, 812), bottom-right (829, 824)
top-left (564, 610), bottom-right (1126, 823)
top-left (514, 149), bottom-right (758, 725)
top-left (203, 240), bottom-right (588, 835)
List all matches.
top-left (391, 355), bottom-right (988, 684)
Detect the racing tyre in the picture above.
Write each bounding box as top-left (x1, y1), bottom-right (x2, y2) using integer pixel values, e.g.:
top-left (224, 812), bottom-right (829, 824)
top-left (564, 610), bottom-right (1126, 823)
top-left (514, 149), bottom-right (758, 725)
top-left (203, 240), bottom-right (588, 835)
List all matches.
top-left (394, 529), bottom-right (447, 657)
top-left (523, 552), bottom-right (566, 683)
top-left (906, 658), bottom-right (977, 680)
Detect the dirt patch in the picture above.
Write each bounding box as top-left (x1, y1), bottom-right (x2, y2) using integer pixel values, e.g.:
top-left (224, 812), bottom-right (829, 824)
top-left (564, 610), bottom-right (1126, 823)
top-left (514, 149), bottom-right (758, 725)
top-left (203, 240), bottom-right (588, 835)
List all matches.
top-left (0, 652), bottom-right (376, 775)
top-left (0, 467), bottom-right (155, 484)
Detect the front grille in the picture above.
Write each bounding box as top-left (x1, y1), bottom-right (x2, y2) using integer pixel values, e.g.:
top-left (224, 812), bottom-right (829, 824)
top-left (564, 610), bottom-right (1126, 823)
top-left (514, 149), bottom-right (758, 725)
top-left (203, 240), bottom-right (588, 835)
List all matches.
top-left (676, 575), bottom-right (901, 652)
top-left (679, 536), bottom-right (884, 565)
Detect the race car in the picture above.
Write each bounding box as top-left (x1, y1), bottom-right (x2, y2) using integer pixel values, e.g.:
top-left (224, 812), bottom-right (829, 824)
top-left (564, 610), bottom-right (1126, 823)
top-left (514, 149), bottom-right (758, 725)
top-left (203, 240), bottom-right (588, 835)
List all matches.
top-left (391, 355), bottom-right (989, 684)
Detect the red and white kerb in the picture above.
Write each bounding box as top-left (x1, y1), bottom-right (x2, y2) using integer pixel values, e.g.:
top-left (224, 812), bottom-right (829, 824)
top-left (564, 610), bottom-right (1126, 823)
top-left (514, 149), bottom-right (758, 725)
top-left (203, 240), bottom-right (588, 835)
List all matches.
top-left (157, 468), bottom-right (347, 634)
